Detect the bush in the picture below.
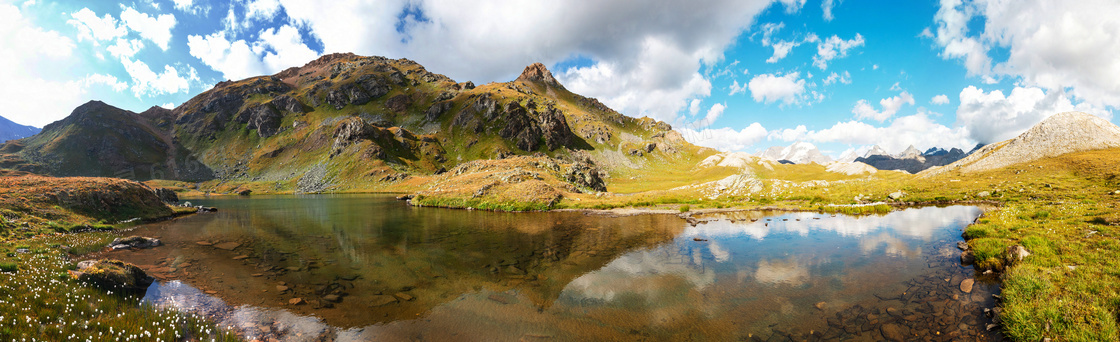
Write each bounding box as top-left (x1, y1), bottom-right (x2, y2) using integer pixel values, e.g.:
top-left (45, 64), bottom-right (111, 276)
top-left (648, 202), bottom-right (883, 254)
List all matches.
top-left (679, 205), bottom-right (690, 213)
top-left (0, 262), bottom-right (17, 272)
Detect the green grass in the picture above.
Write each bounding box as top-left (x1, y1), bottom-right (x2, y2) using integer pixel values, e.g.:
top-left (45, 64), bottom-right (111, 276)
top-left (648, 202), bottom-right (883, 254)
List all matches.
top-left (0, 234), bottom-right (240, 341)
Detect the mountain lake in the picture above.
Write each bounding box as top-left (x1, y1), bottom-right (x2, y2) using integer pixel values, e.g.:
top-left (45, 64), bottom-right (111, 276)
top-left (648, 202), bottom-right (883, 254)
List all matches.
top-left (88, 194), bottom-right (1003, 341)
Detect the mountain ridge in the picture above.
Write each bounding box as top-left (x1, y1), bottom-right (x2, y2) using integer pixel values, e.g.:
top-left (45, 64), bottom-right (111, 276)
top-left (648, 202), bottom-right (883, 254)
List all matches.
top-left (0, 114), bottom-right (40, 143)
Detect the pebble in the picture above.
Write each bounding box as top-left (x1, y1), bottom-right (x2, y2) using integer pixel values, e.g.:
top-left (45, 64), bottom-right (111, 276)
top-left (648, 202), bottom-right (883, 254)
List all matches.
top-left (289, 298), bottom-right (304, 305)
top-left (276, 285), bottom-right (289, 292)
top-left (394, 292), bottom-right (414, 301)
top-left (233, 255), bottom-right (249, 260)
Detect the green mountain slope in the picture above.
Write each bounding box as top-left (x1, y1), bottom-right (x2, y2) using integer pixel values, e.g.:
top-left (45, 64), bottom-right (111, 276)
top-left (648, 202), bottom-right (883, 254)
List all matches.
top-left (0, 53), bottom-right (712, 195)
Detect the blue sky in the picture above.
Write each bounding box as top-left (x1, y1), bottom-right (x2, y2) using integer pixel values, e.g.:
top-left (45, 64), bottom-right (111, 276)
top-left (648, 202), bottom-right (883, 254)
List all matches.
top-left (2, 0), bottom-right (1117, 159)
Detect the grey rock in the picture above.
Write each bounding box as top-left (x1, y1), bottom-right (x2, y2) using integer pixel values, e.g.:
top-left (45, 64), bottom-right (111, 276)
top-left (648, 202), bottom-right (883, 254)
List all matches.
top-left (109, 236), bottom-right (161, 250)
top-left (888, 191), bottom-right (906, 200)
top-left (977, 191), bottom-right (991, 198)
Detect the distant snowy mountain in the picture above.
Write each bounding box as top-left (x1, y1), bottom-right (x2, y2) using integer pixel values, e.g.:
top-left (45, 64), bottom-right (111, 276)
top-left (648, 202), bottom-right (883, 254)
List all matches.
top-left (837, 149), bottom-right (861, 163)
top-left (0, 115), bottom-right (40, 143)
top-left (897, 145), bottom-right (922, 159)
top-left (758, 142), bottom-right (833, 164)
top-left (863, 145), bottom-right (889, 158)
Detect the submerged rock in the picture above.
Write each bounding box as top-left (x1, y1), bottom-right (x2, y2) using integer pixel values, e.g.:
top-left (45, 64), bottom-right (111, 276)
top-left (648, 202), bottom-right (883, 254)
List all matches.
top-left (960, 279), bottom-right (975, 293)
top-left (109, 236), bottom-right (161, 250)
top-left (71, 259), bottom-right (153, 291)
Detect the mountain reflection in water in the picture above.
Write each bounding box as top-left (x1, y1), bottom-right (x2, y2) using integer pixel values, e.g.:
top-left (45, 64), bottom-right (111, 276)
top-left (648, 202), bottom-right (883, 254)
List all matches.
top-left (103, 196), bottom-right (998, 341)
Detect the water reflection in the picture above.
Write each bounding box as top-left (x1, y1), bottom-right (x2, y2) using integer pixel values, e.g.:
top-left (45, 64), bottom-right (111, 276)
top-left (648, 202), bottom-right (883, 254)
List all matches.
top-left (107, 196), bottom-right (1000, 341)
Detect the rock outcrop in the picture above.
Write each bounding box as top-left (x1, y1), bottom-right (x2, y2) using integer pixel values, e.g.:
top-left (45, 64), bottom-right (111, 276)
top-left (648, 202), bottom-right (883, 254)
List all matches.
top-left (71, 259), bottom-right (154, 291)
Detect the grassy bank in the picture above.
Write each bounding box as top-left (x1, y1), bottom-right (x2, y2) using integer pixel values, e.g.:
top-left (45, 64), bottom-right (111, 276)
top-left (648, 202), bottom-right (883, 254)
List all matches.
top-left (0, 175), bottom-right (239, 341)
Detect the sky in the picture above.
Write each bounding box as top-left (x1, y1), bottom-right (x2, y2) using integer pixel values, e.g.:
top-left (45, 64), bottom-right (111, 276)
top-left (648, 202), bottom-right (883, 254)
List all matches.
top-left (2, 0), bottom-right (1118, 159)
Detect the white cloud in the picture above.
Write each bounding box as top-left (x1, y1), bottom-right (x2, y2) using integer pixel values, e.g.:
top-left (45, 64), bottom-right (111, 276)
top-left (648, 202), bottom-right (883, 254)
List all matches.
top-left (680, 122), bottom-right (768, 151)
top-left (689, 99), bottom-right (701, 115)
top-left (933, 0), bottom-right (1120, 109)
top-left (67, 8), bottom-right (126, 44)
top-left (106, 38), bottom-right (144, 58)
top-left (119, 7), bottom-right (176, 50)
top-left (766, 40), bottom-right (798, 63)
top-left (775, 111), bottom-right (974, 152)
top-left (822, 71), bottom-right (850, 85)
top-left (955, 85), bottom-right (1111, 144)
top-left (851, 91), bottom-right (914, 122)
top-left (703, 103), bottom-right (725, 124)
top-left (186, 31), bottom-right (266, 81)
top-left (277, 0), bottom-right (777, 124)
top-left (244, 0), bottom-right (282, 27)
top-left (812, 33), bottom-right (863, 70)
top-left (81, 74), bottom-right (128, 92)
top-left (160, 102), bottom-right (175, 109)
top-left (931, 94), bottom-right (950, 105)
top-left (747, 72), bottom-right (805, 104)
top-left (777, 0), bottom-right (807, 13)
top-left (0, 4), bottom-right (87, 127)
top-left (256, 25), bottom-right (320, 72)
top-left (728, 80), bottom-right (746, 96)
top-left (120, 57), bottom-right (198, 97)
top-left (821, 0), bottom-right (838, 21)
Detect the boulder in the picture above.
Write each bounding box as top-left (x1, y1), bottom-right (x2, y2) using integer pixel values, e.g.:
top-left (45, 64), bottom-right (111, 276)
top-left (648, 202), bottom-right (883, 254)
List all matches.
top-left (977, 191), bottom-right (991, 198)
top-left (271, 95), bottom-right (305, 113)
top-left (71, 259), bottom-right (153, 291)
top-left (1006, 245), bottom-right (1031, 264)
top-left (960, 250), bottom-right (975, 265)
top-left (564, 159), bottom-right (606, 192)
top-left (108, 236), bottom-right (161, 250)
top-left (153, 188), bottom-right (179, 203)
top-left (237, 188), bottom-right (252, 196)
top-left (888, 191), bottom-right (906, 200)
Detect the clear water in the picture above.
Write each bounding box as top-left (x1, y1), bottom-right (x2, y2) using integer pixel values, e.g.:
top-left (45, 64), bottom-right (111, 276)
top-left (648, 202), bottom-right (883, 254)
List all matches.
top-left (101, 195), bottom-right (1001, 341)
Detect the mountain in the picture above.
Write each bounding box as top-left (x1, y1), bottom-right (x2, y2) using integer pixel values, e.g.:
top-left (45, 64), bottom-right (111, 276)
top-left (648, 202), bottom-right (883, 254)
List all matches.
top-left (836, 149), bottom-right (860, 163)
top-left (856, 145), bottom-right (966, 174)
top-left (897, 145), bottom-right (922, 159)
top-left (758, 141), bottom-right (832, 164)
top-left (924, 111), bottom-right (1120, 175)
top-left (0, 54), bottom-right (702, 195)
top-left (863, 145), bottom-right (888, 158)
top-left (0, 115), bottom-right (40, 143)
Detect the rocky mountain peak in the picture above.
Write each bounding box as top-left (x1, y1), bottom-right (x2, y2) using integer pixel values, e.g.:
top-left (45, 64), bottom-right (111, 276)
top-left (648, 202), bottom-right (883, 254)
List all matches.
top-left (516, 63), bottom-right (564, 88)
top-left (864, 145), bottom-right (888, 158)
top-left (899, 145), bottom-right (922, 159)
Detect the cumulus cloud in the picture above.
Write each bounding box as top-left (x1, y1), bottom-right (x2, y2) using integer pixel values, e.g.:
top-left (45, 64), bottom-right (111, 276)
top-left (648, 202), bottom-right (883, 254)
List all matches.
top-left (812, 33), bottom-right (863, 70)
top-left (106, 38), bottom-right (144, 58)
top-left (851, 91), bottom-right (914, 122)
top-left (120, 57), bottom-right (198, 97)
top-left (955, 85), bottom-right (1110, 144)
top-left (81, 74), bottom-right (128, 92)
top-left (67, 8), bottom-right (126, 44)
top-left (748, 72), bottom-right (805, 105)
top-left (772, 110), bottom-right (974, 153)
top-left (119, 6), bottom-right (176, 50)
top-left (187, 24), bottom-right (318, 81)
top-left (703, 103), bottom-right (726, 124)
top-left (930, 94), bottom-right (950, 105)
top-left (679, 122), bottom-right (769, 151)
top-left (932, 0), bottom-right (1120, 109)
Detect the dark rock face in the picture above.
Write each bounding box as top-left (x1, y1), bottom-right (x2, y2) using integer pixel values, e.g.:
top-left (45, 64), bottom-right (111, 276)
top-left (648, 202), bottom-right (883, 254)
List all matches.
top-left (532, 102), bottom-right (574, 150)
top-left (327, 83), bottom-right (372, 109)
top-left (565, 158), bottom-right (606, 192)
top-left (357, 74), bottom-right (390, 98)
top-left (271, 95), bottom-right (304, 113)
top-left (154, 187), bottom-right (179, 203)
top-left (425, 101), bottom-right (454, 122)
top-left (331, 117), bottom-right (373, 157)
top-left (237, 104), bottom-right (283, 137)
top-left (499, 102), bottom-right (542, 152)
top-left (72, 259), bottom-right (153, 291)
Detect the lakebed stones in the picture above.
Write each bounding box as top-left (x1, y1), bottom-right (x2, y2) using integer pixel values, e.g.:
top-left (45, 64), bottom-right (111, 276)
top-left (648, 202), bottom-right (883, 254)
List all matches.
top-left (70, 259), bottom-right (153, 291)
top-left (960, 279), bottom-right (975, 293)
top-left (108, 236), bottom-right (161, 250)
